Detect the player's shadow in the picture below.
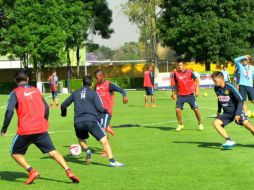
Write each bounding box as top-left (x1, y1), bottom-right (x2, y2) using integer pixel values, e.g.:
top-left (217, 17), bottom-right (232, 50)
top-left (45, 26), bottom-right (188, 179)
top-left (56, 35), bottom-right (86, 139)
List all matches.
top-left (174, 141), bottom-right (254, 150)
top-left (113, 124), bottom-right (140, 128)
top-left (142, 126), bottom-right (176, 131)
top-left (0, 171), bottom-right (71, 184)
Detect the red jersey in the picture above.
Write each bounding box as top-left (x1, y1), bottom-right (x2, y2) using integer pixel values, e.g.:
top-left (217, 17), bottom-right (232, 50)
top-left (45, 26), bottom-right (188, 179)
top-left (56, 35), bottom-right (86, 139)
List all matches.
top-left (48, 75), bottom-right (58, 92)
top-left (95, 81), bottom-right (114, 115)
top-left (172, 69), bottom-right (196, 96)
top-left (14, 86), bottom-right (49, 135)
top-left (143, 71), bottom-right (153, 87)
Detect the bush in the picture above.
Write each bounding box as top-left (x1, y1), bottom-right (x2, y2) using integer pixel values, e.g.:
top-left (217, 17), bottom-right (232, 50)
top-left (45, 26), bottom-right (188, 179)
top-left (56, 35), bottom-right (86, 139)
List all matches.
top-left (65, 77), bottom-right (144, 91)
top-left (0, 81), bottom-right (37, 94)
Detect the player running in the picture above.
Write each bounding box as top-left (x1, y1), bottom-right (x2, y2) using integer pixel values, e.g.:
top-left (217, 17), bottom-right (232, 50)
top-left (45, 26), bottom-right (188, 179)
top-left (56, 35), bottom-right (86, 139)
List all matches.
top-left (48, 70), bottom-right (59, 109)
top-left (143, 65), bottom-right (155, 106)
top-left (61, 75), bottom-right (125, 167)
top-left (94, 69), bottom-right (128, 137)
top-left (211, 71), bottom-right (254, 149)
top-left (234, 55), bottom-right (254, 115)
top-left (171, 59), bottom-right (204, 131)
top-left (1, 69), bottom-right (79, 185)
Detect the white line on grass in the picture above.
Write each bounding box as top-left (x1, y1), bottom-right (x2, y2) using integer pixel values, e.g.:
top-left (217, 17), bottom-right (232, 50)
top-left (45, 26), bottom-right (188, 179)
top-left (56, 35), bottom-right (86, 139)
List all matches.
top-left (199, 107), bottom-right (217, 110)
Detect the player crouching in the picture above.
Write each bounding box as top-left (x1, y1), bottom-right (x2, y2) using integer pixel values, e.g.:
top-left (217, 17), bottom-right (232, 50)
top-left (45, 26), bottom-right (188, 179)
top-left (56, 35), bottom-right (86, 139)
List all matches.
top-left (212, 71), bottom-right (254, 149)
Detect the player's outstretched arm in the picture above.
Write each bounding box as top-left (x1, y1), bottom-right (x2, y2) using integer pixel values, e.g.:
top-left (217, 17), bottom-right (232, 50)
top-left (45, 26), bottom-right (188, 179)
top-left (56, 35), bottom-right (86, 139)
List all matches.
top-left (61, 93), bottom-right (74, 117)
top-left (1, 91), bottom-right (17, 136)
top-left (109, 82), bottom-right (128, 104)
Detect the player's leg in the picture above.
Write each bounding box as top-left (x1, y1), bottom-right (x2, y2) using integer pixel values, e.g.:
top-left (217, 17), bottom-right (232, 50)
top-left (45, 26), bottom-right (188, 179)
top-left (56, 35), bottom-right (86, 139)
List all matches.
top-left (239, 85), bottom-right (248, 114)
top-left (242, 120), bottom-right (254, 135)
top-left (175, 96), bottom-right (184, 131)
top-left (213, 115), bottom-right (235, 149)
top-left (90, 121), bottom-right (124, 167)
top-left (100, 113), bottom-right (114, 136)
top-left (50, 92), bottom-right (55, 108)
top-left (246, 86), bottom-right (254, 117)
top-left (144, 87), bottom-right (149, 106)
top-left (10, 134), bottom-right (40, 185)
top-left (188, 94), bottom-right (203, 130)
top-left (149, 87), bottom-right (155, 106)
top-left (74, 122), bottom-right (92, 163)
top-left (34, 133), bottom-right (79, 183)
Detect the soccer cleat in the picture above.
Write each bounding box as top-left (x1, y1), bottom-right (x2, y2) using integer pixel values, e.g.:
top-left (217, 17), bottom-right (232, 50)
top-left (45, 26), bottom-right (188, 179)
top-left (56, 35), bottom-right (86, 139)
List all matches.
top-left (85, 152), bottom-right (92, 164)
top-left (66, 169), bottom-right (80, 183)
top-left (109, 161), bottom-right (125, 167)
top-left (198, 124), bottom-right (204, 131)
top-left (106, 126), bottom-right (115, 136)
top-left (100, 151), bottom-right (107, 157)
top-left (25, 169), bottom-right (39, 185)
top-left (176, 124), bottom-right (184, 132)
top-left (222, 140), bottom-right (236, 149)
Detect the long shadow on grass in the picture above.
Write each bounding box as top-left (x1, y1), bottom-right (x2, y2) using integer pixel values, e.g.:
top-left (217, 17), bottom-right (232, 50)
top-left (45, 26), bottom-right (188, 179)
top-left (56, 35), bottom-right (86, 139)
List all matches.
top-left (0, 171), bottom-right (70, 184)
top-left (174, 141), bottom-right (254, 150)
top-left (112, 124), bottom-right (140, 128)
top-left (142, 126), bottom-right (176, 131)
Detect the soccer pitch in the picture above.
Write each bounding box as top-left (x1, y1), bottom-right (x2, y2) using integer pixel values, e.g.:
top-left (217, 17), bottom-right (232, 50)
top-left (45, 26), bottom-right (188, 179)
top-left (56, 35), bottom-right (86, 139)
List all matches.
top-left (1, 89), bottom-right (254, 190)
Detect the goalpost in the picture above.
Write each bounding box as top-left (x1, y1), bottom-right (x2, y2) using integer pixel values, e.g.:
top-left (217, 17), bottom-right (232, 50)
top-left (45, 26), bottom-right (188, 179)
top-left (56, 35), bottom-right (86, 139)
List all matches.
top-left (37, 82), bottom-right (64, 94)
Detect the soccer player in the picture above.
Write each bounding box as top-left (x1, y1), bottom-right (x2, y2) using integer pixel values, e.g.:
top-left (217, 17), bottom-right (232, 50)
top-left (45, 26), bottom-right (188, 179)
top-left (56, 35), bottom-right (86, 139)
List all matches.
top-left (48, 70), bottom-right (59, 109)
top-left (211, 71), bottom-right (254, 149)
top-left (143, 65), bottom-right (155, 106)
top-left (234, 55), bottom-right (254, 115)
top-left (171, 59), bottom-right (204, 131)
top-left (1, 69), bottom-right (79, 185)
top-left (221, 65), bottom-right (231, 82)
top-left (61, 75), bottom-right (125, 167)
top-left (94, 69), bottom-right (128, 137)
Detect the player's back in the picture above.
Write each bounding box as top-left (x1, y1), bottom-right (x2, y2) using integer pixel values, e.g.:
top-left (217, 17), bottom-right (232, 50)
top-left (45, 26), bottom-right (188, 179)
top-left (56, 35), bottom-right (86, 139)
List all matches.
top-left (14, 84), bottom-right (48, 135)
top-left (72, 87), bottom-right (101, 123)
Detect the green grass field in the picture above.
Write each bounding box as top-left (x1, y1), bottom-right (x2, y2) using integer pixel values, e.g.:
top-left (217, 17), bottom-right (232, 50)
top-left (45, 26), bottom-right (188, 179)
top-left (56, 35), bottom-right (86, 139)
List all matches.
top-left (1, 89), bottom-right (254, 190)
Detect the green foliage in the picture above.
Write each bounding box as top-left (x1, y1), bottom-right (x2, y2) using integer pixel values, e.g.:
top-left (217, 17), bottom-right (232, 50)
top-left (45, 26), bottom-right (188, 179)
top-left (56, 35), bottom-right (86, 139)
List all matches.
top-left (158, 0), bottom-right (254, 69)
top-left (66, 77), bottom-right (144, 91)
top-left (112, 42), bottom-right (143, 60)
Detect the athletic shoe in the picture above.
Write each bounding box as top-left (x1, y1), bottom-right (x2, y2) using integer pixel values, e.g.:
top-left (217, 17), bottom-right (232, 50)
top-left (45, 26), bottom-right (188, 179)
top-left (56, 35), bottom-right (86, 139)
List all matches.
top-left (222, 140), bottom-right (236, 149)
top-left (109, 161), bottom-right (125, 167)
top-left (25, 169), bottom-right (39, 185)
top-left (176, 124), bottom-right (184, 132)
top-left (151, 104), bottom-right (157, 107)
top-left (106, 126), bottom-right (115, 136)
top-left (85, 152), bottom-right (92, 164)
top-left (199, 124), bottom-right (204, 131)
top-left (66, 169), bottom-right (80, 183)
top-left (100, 151), bottom-right (107, 157)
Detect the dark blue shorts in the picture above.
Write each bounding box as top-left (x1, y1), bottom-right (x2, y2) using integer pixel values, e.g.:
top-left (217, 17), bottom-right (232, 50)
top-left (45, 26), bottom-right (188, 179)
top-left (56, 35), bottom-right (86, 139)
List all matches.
top-left (99, 114), bottom-right (112, 129)
top-left (176, 94), bottom-right (198, 110)
top-left (74, 121), bottom-right (106, 141)
top-left (10, 132), bottom-right (55, 155)
top-left (216, 112), bottom-right (248, 127)
top-left (239, 85), bottom-right (254, 101)
top-left (144, 87), bottom-right (154, 96)
top-left (51, 91), bottom-right (58, 99)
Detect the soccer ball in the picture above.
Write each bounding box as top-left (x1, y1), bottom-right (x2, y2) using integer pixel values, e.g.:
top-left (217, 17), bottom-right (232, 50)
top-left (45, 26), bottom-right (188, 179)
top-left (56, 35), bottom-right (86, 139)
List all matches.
top-left (203, 92), bottom-right (208, 97)
top-left (69, 144), bottom-right (82, 156)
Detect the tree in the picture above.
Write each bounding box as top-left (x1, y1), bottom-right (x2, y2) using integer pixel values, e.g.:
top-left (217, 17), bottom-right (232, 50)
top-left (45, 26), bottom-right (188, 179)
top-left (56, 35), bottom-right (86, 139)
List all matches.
top-left (158, 0), bottom-right (254, 70)
top-left (122, 0), bottom-right (161, 82)
top-left (0, 0), bottom-right (67, 81)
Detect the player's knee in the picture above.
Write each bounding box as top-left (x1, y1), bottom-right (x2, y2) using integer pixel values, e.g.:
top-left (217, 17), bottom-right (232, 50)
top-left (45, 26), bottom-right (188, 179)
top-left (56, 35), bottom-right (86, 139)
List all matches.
top-left (48, 150), bottom-right (58, 158)
top-left (213, 119), bottom-right (220, 128)
top-left (176, 108), bottom-right (181, 112)
top-left (99, 136), bottom-right (108, 145)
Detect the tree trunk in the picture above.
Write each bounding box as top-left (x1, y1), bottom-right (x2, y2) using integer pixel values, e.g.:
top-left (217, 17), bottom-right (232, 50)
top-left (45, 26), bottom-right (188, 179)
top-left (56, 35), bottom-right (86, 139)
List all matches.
top-left (205, 62), bottom-right (211, 71)
top-left (76, 45), bottom-right (80, 78)
top-left (150, 0), bottom-right (159, 88)
top-left (66, 45), bottom-right (71, 93)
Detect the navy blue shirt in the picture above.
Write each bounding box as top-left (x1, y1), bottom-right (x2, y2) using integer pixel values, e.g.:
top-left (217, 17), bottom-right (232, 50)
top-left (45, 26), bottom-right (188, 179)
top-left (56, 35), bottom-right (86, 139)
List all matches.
top-left (214, 82), bottom-right (243, 115)
top-left (61, 86), bottom-right (108, 124)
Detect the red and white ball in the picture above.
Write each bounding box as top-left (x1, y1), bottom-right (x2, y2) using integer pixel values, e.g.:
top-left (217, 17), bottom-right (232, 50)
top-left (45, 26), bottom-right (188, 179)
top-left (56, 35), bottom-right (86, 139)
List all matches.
top-left (69, 144), bottom-right (82, 156)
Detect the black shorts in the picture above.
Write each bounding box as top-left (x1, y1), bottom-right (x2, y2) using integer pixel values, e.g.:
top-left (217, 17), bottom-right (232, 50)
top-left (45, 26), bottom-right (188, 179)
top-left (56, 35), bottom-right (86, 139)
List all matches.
top-left (176, 94), bottom-right (198, 110)
top-left (216, 112), bottom-right (248, 127)
top-left (51, 91), bottom-right (58, 99)
top-left (144, 87), bottom-right (154, 96)
top-left (74, 121), bottom-right (106, 141)
top-left (239, 85), bottom-right (254, 101)
top-left (99, 114), bottom-right (112, 128)
top-left (10, 132), bottom-right (55, 155)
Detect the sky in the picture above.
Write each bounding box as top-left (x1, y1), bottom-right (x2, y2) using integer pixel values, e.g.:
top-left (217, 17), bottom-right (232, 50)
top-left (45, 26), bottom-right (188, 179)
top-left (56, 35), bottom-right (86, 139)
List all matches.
top-left (91, 0), bottom-right (140, 49)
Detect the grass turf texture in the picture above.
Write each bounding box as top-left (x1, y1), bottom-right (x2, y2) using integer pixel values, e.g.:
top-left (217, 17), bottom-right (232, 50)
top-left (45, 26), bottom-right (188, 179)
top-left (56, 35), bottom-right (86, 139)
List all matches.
top-left (1, 89), bottom-right (254, 190)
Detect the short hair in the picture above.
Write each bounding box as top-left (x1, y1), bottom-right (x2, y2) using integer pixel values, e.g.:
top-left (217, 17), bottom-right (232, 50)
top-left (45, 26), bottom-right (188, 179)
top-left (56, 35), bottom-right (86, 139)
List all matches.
top-left (15, 69), bottom-right (29, 83)
top-left (83, 75), bottom-right (93, 86)
top-left (94, 69), bottom-right (103, 77)
top-left (211, 71), bottom-right (224, 79)
top-left (177, 58), bottom-right (186, 64)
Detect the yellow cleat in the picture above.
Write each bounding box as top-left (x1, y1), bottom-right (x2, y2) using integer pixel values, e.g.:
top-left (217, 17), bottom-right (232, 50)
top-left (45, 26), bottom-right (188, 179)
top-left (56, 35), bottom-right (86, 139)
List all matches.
top-left (176, 124), bottom-right (184, 132)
